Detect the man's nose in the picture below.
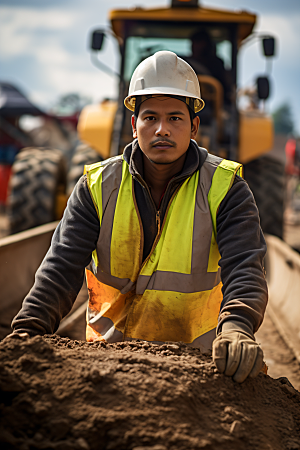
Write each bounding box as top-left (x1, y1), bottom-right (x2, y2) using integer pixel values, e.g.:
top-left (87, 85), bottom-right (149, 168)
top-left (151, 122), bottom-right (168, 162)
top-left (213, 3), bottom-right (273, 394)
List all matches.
top-left (155, 119), bottom-right (170, 136)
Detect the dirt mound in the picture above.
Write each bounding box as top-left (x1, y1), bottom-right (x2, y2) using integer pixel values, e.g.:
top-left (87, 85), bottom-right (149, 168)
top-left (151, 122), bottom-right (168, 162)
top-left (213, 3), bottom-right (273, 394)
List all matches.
top-left (0, 335), bottom-right (300, 450)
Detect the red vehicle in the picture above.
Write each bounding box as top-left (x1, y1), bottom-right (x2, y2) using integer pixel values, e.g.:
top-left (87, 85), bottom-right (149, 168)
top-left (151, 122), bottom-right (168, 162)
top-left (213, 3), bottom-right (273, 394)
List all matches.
top-left (285, 137), bottom-right (300, 176)
top-left (0, 83), bottom-right (45, 206)
top-left (0, 82), bottom-right (82, 232)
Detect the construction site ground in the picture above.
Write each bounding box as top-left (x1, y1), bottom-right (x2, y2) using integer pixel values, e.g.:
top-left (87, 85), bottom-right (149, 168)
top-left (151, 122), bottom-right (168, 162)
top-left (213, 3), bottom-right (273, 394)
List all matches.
top-left (1, 335), bottom-right (300, 450)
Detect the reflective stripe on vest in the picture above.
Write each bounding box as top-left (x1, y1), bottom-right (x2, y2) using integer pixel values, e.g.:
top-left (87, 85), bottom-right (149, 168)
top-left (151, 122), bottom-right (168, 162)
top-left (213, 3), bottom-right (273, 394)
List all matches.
top-left (85, 152), bottom-right (242, 346)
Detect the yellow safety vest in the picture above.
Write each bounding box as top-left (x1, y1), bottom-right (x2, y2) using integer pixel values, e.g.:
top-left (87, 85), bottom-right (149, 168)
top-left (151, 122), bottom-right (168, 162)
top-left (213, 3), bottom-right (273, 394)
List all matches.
top-left (85, 152), bottom-right (242, 348)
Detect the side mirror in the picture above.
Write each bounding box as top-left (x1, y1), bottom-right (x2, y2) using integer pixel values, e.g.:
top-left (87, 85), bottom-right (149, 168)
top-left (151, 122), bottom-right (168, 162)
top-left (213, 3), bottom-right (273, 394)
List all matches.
top-left (262, 37), bottom-right (276, 57)
top-left (91, 30), bottom-right (105, 51)
top-left (257, 76), bottom-right (270, 100)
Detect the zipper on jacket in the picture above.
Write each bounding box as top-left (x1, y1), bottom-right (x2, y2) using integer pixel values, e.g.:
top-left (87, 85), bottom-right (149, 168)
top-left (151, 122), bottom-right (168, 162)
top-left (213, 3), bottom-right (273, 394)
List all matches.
top-left (132, 174), bottom-right (161, 269)
top-left (123, 181), bottom-right (180, 341)
top-left (132, 178), bottom-right (144, 268)
top-left (137, 187), bottom-right (180, 275)
top-left (156, 210), bottom-right (161, 235)
top-left (134, 173), bottom-right (157, 212)
top-left (132, 170), bottom-right (187, 273)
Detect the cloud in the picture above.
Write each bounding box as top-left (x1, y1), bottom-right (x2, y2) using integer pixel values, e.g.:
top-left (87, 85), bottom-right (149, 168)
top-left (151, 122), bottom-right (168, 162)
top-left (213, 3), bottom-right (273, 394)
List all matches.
top-left (0, 7), bottom-right (81, 59)
top-left (30, 70), bottom-right (117, 110)
top-left (0, 5), bottom-right (119, 108)
top-left (237, 11), bottom-right (300, 85)
top-left (32, 47), bottom-right (119, 106)
top-left (257, 13), bottom-right (300, 66)
top-left (207, 0), bottom-right (300, 15)
top-left (3, 0), bottom-right (300, 14)
top-left (0, 0), bottom-right (75, 6)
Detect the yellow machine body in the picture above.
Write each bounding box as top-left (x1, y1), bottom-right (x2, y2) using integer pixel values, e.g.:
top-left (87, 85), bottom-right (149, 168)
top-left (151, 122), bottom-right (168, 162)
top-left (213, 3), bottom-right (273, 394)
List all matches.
top-left (239, 111), bottom-right (274, 164)
top-left (110, 6), bottom-right (256, 46)
top-left (77, 100), bottom-right (118, 160)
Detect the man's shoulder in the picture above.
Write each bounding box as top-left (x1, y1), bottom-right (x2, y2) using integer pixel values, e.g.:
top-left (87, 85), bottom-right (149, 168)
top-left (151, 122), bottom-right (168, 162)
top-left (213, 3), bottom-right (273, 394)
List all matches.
top-left (199, 151), bottom-right (245, 196)
top-left (200, 151), bottom-right (225, 178)
top-left (193, 144), bottom-right (228, 169)
top-left (202, 151), bottom-right (223, 168)
top-left (84, 155), bottom-right (124, 183)
top-left (86, 154), bottom-right (124, 173)
top-left (202, 152), bottom-right (242, 176)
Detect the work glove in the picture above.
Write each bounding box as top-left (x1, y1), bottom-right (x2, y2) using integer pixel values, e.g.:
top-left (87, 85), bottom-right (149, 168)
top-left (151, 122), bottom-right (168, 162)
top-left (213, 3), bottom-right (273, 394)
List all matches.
top-left (212, 320), bottom-right (264, 383)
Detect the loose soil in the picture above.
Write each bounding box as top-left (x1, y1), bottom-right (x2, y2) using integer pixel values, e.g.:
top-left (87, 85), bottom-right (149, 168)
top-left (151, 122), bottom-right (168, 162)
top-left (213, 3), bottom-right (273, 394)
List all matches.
top-left (1, 336), bottom-right (300, 450)
top-left (256, 310), bottom-right (300, 391)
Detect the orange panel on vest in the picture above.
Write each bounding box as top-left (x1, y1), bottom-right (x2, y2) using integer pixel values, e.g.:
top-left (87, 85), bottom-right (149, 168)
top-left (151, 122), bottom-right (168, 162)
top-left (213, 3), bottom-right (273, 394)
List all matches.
top-left (86, 324), bottom-right (104, 342)
top-left (85, 269), bottom-right (140, 335)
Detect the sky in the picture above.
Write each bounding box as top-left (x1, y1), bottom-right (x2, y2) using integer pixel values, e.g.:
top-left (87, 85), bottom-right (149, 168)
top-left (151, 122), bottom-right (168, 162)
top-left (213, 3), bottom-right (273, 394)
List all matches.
top-left (1, 0), bottom-right (300, 134)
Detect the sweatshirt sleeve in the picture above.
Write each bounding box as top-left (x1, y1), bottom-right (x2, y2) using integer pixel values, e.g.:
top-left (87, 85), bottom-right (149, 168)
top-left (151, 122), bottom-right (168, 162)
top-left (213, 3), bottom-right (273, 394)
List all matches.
top-left (11, 175), bottom-right (100, 336)
top-left (216, 177), bottom-right (268, 337)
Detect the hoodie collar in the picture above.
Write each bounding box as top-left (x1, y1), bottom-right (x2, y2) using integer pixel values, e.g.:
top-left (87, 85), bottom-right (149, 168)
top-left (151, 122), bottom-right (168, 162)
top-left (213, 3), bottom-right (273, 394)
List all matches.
top-left (123, 138), bottom-right (207, 182)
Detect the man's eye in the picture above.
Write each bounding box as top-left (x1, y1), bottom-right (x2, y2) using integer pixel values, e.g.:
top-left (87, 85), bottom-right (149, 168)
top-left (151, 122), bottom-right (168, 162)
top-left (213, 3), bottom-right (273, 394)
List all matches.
top-left (170, 116), bottom-right (180, 121)
top-left (145, 116), bottom-right (155, 121)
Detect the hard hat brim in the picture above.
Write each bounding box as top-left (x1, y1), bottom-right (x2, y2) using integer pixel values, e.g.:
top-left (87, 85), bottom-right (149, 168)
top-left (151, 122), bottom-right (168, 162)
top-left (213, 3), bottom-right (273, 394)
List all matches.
top-left (124, 87), bottom-right (205, 113)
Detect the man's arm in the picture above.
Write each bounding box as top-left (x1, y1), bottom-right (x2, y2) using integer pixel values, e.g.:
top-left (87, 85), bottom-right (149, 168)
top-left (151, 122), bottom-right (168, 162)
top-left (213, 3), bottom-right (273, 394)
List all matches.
top-left (213, 177), bottom-right (268, 382)
top-left (11, 175), bottom-right (100, 336)
top-left (216, 177), bottom-right (268, 334)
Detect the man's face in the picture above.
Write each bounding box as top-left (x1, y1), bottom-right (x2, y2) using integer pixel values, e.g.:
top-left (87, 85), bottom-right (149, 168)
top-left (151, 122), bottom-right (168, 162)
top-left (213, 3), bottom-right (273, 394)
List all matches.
top-left (131, 96), bottom-right (199, 165)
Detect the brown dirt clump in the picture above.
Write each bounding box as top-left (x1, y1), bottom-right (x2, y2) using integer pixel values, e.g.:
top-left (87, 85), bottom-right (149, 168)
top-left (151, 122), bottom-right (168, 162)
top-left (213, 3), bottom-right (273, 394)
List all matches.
top-left (0, 335), bottom-right (300, 450)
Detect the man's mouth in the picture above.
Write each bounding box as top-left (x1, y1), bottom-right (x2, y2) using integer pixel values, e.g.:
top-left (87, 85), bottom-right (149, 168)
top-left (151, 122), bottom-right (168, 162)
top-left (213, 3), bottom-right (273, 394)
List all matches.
top-left (152, 141), bottom-right (174, 149)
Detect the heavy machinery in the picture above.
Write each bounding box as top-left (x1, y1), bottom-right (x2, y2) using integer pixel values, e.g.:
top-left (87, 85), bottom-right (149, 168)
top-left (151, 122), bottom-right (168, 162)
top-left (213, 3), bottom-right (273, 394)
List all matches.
top-left (8, 0), bottom-right (284, 237)
top-left (2, 83), bottom-right (78, 233)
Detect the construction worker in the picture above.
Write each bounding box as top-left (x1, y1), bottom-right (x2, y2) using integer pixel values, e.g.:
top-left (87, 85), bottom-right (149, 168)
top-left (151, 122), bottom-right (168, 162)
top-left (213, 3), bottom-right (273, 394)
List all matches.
top-left (9, 52), bottom-right (268, 383)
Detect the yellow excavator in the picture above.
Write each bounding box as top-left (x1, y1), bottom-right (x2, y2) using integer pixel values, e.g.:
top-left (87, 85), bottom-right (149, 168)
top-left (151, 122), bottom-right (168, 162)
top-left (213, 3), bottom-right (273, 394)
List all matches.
top-left (8, 0), bottom-right (284, 238)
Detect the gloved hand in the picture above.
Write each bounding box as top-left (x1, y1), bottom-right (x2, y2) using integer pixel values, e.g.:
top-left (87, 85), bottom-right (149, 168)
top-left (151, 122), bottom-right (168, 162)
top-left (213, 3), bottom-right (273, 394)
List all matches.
top-left (212, 320), bottom-right (264, 383)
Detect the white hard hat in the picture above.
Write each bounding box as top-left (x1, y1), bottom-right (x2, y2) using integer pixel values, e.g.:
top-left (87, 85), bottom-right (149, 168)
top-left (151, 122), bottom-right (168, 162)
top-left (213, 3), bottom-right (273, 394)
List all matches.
top-left (124, 51), bottom-right (205, 113)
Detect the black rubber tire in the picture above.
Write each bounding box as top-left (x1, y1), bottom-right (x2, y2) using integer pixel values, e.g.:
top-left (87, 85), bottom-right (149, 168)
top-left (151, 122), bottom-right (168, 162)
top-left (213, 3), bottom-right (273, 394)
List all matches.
top-left (243, 155), bottom-right (285, 239)
top-left (8, 147), bottom-right (67, 234)
top-left (67, 143), bottom-right (103, 195)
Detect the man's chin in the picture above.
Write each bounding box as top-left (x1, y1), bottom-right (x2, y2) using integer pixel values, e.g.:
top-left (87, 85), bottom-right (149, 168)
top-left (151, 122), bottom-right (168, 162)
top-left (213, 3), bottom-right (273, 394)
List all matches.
top-left (147, 151), bottom-right (180, 166)
top-left (148, 158), bottom-right (175, 165)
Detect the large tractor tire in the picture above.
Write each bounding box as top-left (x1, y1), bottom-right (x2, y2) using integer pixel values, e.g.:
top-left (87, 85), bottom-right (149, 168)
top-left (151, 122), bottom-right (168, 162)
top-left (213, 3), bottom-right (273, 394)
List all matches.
top-left (8, 147), bottom-right (67, 234)
top-left (67, 143), bottom-right (103, 196)
top-left (243, 155), bottom-right (285, 239)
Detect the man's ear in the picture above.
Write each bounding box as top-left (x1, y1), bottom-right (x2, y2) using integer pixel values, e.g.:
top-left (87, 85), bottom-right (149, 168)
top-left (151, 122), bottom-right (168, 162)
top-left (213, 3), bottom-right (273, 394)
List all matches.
top-left (131, 115), bottom-right (137, 138)
top-left (191, 116), bottom-right (200, 139)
